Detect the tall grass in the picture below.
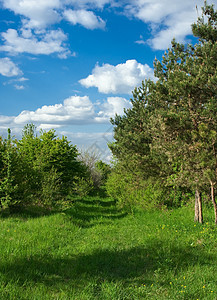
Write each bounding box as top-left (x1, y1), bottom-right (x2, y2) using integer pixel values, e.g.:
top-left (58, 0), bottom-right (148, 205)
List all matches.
top-left (0, 197), bottom-right (216, 299)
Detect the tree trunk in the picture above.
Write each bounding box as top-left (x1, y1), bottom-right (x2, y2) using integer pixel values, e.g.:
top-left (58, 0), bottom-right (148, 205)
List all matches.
top-left (195, 189), bottom-right (203, 224)
top-left (194, 190), bottom-right (199, 222)
top-left (210, 182), bottom-right (217, 225)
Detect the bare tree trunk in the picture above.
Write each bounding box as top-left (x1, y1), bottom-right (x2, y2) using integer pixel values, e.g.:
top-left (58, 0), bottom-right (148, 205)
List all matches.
top-left (194, 190), bottom-right (199, 222)
top-left (210, 182), bottom-right (217, 225)
top-left (198, 191), bottom-right (203, 224)
top-left (195, 189), bottom-right (203, 224)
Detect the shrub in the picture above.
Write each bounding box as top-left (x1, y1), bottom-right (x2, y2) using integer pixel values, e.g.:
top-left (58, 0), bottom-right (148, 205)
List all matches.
top-left (106, 166), bottom-right (192, 211)
top-left (71, 176), bottom-right (94, 198)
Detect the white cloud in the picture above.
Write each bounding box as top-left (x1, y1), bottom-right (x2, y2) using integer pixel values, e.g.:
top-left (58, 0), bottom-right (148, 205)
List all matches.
top-left (2, 76), bottom-right (29, 88)
top-left (125, 0), bottom-right (204, 49)
top-left (63, 9), bottom-right (105, 29)
top-left (38, 124), bottom-right (62, 130)
top-left (1, 0), bottom-right (108, 30)
top-left (0, 0), bottom-right (206, 52)
top-left (59, 130), bottom-right (113, 162)
top-left (80, 59), bottom-right (154, 94)
top-left (0, 57), bottom-right (22, 77)
top-left (0, 28), bottom-right (70, 58)
top-left (96, 97), bottom-right (132, 122)
top-left (1, 0), bottom-right (61, 28)
top-left (14, 95), bottom-right (95, 125)
top-left (12, 94), bottom-right (130, 126)
top-left (0, 115), bottom-right (15, 125)
top-left (135, 35), bottom-right (146, 45)
top-left (150, 8), bottom-right (201, 49)
top-left (0, 93), bottom-right (132, 161)
top-left (14, 84), bottom-right (25, 90)
top-left (17, 77), bottom-right (29, 82)
top-left (64, 0), bottom-right (112, 9)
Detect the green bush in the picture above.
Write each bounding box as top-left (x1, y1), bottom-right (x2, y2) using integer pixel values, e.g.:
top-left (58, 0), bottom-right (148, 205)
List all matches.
top-left (106, 166), bottom-right (192, 211)
top-left (105, 168), bottom-right (160, 211)
top-left (38, 167), bottom-right (62, 208)
top-left (0, 125), bottom-right (91, 211)
top-left (71, 176), bottom-right (94, 198)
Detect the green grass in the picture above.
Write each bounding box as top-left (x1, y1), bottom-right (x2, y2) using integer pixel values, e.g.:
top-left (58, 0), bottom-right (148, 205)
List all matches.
top-left (0, 197), bottom-right (216, 299)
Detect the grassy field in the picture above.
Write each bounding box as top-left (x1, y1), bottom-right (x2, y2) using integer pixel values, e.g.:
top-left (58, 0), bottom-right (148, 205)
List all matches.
top-left (0, 196), bottom-right (216, 299)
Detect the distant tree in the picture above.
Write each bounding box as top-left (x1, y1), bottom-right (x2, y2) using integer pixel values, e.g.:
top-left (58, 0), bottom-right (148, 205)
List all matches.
top-left (78, 149), bottom-right (103, 189)
top-left (95, 160), bottom-right (111, 184)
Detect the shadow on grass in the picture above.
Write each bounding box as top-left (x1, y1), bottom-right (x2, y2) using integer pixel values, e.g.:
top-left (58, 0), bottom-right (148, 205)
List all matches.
top-left (0, 205), bottom-right (56, 220)
top-left (64, 197), bottom-right (127, 228)
top-left (1, 241), bottom-right (214, 290)
top-left (0, 197), bottom-right (126, 228)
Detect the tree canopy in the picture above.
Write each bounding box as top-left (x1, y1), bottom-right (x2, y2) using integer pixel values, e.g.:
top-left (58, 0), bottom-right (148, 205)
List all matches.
top-left (108, 2), bottom-right (217, 223)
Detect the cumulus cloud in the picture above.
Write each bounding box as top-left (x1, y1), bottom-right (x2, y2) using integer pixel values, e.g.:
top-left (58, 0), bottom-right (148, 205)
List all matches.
top-left (0, 115), bottom-right (15, 125)
top-left (0, 0), bottom-right (206, 52)
top-left (14, 95), bottom-right (95, 125)
top-left (37, 124), bottom-right (62, 130)
top-left (59, 130), bottom-right (113, 162)
top-left (0, 29), bottom-right (69, 58)
top-left (0, 57), bottom-right (22, 77)
top-left (96, 97), bottom-right (132, 122)
top-left (149, 9), bottom-right (200, 49)
top-left (1, 0), bottom-right (108, 30)
top-left (0, 28), bottom-right (70, 58)
top-left (125, 0), bottom-right (203, 49)
top-left (80, 59), bottom-right (154, 94)
top-left (0, 1), bottom-right (108, 58)
top-left (1, 0), bottom-right (61, 29)
top-left (63, 9), bottom-right (105, 29)
top-left (0, 94), bottom-right (131, 161)
top-left (13, 94), bottom-right (131, 126)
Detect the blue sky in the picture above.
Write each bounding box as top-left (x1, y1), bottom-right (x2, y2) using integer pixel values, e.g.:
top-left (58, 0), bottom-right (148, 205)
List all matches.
top-left (0, 0), bottom-right (216, 161)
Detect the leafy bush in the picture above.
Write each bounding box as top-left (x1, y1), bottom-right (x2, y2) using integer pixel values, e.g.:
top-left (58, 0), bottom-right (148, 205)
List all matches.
top-left (106, 165), bottom-right (192, 211)
top-left (38, 167), bottom-right (62, 208)
top-left (71, 176), bottom-right (94, 198)
top-left (0, 124), bottom-right (89, 211)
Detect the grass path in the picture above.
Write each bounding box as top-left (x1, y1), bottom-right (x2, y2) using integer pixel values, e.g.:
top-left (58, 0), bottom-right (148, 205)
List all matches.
top-left (0, 197), bottom-right (216, 299)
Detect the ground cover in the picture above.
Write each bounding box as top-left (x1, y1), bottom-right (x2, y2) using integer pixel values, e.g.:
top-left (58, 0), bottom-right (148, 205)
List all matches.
top-left (0, 197), bottom-right (216, 299)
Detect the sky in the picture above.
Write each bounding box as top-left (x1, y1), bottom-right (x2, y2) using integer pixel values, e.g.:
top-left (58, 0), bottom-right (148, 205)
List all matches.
top-left (0, 0), bottom-right (216, 161)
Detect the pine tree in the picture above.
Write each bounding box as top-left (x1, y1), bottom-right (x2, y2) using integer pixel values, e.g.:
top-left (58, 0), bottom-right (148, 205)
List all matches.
top-left (151, 2), bottom-right (217, 223)
top-left (109, 2), bottom-right (217, 223)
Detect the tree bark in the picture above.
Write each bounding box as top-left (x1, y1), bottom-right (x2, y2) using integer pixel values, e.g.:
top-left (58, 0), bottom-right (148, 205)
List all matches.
top-left (195, 189), bottom-right (203, 223)
top-left (194, 190), bottom-right (199, 222)
top-left (210, 182), bottom-right (217, 225)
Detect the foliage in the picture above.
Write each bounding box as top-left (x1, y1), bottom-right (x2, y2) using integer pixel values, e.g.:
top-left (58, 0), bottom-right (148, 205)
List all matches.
top-left (71, 176), bottom-right (94, 198)
top-left (106, 164), bottom-right (192, 212)
top-left (78, 149), bottom-right (102, 188)
top-left (0, 124), bottom-right (87, 210)
top-left (38, 167), bottom-right (62, 207)
top-left (108, 2), bottom-right (217, 223)
top-left (78, 149), bottom-right (111, 190)
top-left (95, 160), bottom-right (111, 184)
top-left (0, 129), bottom-right (19, 210)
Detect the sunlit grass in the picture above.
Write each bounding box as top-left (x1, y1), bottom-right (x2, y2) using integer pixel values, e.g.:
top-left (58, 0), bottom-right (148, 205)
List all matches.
top-left (0, 198), bottom-right (216, 299)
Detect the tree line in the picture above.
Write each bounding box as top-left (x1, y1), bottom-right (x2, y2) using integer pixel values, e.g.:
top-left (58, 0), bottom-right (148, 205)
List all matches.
top-left (0, 124), bottom-right (110, 211)
top-left (0, 2), bottom-right (216, 224)
top-left (107, 2), bottom-right (217, 224)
